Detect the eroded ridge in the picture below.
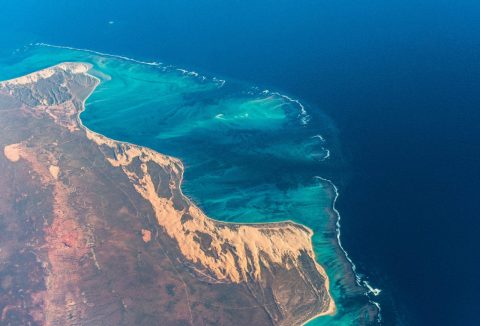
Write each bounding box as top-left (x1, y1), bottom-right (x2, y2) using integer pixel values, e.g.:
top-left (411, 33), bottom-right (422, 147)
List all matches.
top-left (88, 130), bottom-right (330, 284)
top-left (0, 62), bottom-right (335, 325)
top-left (0, 62), bottom-right (89, 87)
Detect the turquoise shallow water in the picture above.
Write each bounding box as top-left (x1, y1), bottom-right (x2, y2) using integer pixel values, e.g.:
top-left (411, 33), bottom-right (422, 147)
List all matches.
top-left (0, 44), bottom-right (378, 325)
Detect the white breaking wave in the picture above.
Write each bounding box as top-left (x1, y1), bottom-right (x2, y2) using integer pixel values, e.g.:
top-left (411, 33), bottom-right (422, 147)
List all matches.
top-left (177, 68), bottom-right (199, 77)
top-left (35, 43), bottom-right (162, 66)
top-left (270, 91), bottom-right (311, 126)
top-left (212, 77), bottom-right (226, 88)
top-left (364, 280), bottom-right (382, 296)
top-left (35, 43), bottom-right (222, 86)
top-left (314, 176), bottom-right (382, 322)
top-left (259, 89), bottom-right (311, 125)
top-left (311, 134), bottom-right (326, 142)
top-left (322, 148), bottom-right (330, 160)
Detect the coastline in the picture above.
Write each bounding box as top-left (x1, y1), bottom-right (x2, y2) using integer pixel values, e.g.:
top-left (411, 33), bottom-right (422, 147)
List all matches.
top-left (75, 65), bottom-right (320, 232)
top-left (315, 176), bottom-right (382, 323)
top-left (1, 45), bottom-right (379, 323)
top-left (75, 64), bottom-right (337, 322)
top-left (72, 57), bottom-right (376, 323)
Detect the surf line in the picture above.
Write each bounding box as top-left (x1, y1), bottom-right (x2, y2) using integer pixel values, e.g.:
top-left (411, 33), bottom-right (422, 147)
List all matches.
top-left (261, 89), bottom-right (311, 126)
top-left (314, 175), bottom-right (383, 322)
top-left (35, 42), bottom-right (162, 66)
top-left (34, 43), bottom-right (226, 87)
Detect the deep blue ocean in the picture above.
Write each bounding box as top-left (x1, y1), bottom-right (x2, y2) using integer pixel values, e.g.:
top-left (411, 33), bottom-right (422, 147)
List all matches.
top-left (2, 1), bottom-right (480, 325)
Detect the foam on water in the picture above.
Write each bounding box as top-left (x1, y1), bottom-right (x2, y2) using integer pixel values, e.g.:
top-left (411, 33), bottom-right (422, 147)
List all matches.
top-left (35, 43), bottom-right (163, 66)
top-left (312, 134), bottom-right (326, 142)
top-left (314, 176), bottom-right (382, 323)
